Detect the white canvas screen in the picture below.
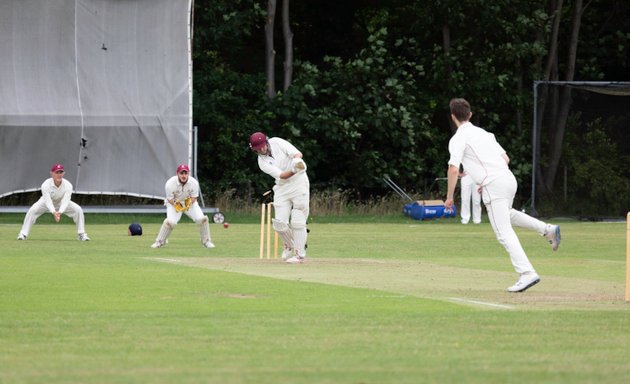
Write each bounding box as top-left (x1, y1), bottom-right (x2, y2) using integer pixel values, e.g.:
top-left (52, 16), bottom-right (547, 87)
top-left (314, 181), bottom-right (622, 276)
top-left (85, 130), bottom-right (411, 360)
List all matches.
top-left (0, 0), bottom-right (192, 200)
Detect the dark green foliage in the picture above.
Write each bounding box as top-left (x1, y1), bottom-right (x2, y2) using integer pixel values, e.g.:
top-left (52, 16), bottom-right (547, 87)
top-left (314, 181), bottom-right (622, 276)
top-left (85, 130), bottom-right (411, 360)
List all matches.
top-left (192, 0), bottom-right (272, 196)
top-left (269, 29), bottom-right (437, 190)
top-left (190, 0), bottom-right (630, 214)
top-left (193, 67), bottom-right (269, 194)
top-left (562, 119), bottom-right (630, 217)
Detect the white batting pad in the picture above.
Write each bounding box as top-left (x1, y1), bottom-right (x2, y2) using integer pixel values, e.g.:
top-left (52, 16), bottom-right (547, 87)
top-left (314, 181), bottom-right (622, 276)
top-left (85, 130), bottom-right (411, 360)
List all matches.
top-left (156, 219), bottom-right (174, 243)
top-left (290, 209), bottom-right (307, 227)
top-left (272, 218), bottom-right (290, 232)
top-left (292, 228), bottom-right (307, 257)
top-left (291, 209), bottom-right (308, 256)
top-left (272, 218), bottom-right (294, 248)
top-left (197, 215), bottom-right (211, 244)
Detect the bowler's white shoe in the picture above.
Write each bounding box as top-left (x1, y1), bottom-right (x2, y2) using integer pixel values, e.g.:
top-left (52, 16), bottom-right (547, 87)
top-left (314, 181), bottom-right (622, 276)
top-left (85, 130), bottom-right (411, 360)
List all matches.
top-left (544, 224), bottom-right (561, 251)
top-left (507, 273), bottom-right (540, 293)
top-left (203, 240), bottom-right (215, 249)
top-left (78, 233), bottom-right (90, 241)
top-left (17, 233), bottom-right (26, 241)
top-left (151, 240), bottom-right (165, 249)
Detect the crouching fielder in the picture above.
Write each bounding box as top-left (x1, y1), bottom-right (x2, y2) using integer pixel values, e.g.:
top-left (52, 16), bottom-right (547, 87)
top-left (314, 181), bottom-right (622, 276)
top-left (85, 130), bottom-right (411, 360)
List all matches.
top-left (17, 163), bottom-right (90, 241)
top-left (151, 164), bottom-right (214, 249)
top-left (250, 132), bottom-right (310, 264)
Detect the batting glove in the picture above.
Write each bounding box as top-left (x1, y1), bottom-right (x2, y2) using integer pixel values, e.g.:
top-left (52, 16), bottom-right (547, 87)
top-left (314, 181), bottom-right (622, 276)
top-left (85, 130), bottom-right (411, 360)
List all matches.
top-left (291, 158), bottom-right (307, 174)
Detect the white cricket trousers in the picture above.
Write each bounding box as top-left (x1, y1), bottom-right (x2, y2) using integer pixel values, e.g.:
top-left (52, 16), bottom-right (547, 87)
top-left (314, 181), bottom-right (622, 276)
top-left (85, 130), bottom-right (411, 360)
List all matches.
top-left (460, 174), bottom-right (481, 224)
top-left (20, 199), bottom-right (86, 236)
top-left (272, 176), bottom-right (310, 224)
top-left (166, 201), bottom-right (206, 224)
top-left (482, 172), bottom-right (548, 274)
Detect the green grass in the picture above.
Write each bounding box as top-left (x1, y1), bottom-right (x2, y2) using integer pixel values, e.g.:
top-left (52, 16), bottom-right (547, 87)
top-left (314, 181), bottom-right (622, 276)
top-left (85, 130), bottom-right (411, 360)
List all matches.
top-left (1, 215), bottom-right (630, 383)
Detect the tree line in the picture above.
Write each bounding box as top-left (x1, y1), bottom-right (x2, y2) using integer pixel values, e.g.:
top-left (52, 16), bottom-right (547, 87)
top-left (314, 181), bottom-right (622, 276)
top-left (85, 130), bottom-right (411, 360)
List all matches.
top-left (192, 0), bottom-right (630, 216)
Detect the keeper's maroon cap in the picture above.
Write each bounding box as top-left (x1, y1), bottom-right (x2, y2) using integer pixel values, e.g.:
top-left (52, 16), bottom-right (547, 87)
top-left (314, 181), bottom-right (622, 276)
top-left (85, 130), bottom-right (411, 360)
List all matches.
top-left (51, 164), bottom-right (64, 173)
top-left (249, 132), bottom-right (267, 150)
top-left (177, 164), bottom-right (190, 174)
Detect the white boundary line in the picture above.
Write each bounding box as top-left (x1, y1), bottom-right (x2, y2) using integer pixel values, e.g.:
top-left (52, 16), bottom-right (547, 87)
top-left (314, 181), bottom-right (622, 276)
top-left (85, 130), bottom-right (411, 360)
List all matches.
top-left (448, 297), bottom-right (514, 310)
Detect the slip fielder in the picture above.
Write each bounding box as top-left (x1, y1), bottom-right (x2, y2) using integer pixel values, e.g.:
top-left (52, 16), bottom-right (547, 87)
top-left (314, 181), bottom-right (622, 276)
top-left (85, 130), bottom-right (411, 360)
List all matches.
top-left (17, 163), bottom-right (90, 241)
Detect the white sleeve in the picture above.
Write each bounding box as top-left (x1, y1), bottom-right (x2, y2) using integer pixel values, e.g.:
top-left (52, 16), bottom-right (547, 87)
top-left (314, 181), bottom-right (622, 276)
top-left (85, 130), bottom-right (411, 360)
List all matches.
top-left (277, 138), bottom-right (301, 158)
top-left (447, 135), bottom-right (464, 167)
top-left (190, 178), bottom-right (200, 198)
top-left (165, 178), bottom-right (175, 201)
top-left (258, 157), bottom-right (282, 180)
top-left (41, 180), bottom-right (56, 213)
top-left (58, 180), bottom-right (73, 213)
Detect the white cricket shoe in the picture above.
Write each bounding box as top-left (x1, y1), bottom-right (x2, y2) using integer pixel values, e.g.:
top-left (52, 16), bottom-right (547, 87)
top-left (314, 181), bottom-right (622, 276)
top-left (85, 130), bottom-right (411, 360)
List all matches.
top-left (78, 233), bottom-right (90, 241)
top-left (203, 240), bottom-right (215, 249)
top-left (282, 247), bottom-right (294, 261)
top-left (151, 240), bottom-right (165, 249)
top-left (507, 273), bottom-right (540, 293)
top-left (544, 224), bottom-right (561, 251)
top-left (17, 233), bottom-right (26, 240)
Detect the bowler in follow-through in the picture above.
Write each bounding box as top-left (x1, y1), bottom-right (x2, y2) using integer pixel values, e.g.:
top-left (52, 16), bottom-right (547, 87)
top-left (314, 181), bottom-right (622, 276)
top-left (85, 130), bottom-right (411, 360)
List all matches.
top-left (444, 98), bottom-right (561, 293)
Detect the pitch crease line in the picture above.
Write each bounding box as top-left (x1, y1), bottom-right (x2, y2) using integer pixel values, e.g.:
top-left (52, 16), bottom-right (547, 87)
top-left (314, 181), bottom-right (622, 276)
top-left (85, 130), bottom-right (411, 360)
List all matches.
top-left (153, 258), bottom-right (182, 264)
top-left (448, 297), bottom-right (514, 309)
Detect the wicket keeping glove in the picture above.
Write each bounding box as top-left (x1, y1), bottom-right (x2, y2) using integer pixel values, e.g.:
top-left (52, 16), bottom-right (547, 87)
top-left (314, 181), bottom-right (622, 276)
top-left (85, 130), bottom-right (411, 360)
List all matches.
top-left (174, 197), bottom-right (192, 212)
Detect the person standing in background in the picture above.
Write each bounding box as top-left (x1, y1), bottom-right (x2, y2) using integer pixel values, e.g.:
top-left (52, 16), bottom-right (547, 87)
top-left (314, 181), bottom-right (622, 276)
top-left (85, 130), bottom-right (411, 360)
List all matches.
top-left (459, 165), bottom-right (482, 224)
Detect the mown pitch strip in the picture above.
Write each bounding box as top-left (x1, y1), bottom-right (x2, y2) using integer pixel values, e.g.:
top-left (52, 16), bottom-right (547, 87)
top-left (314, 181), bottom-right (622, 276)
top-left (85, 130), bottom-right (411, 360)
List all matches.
top-left (150, 257), bottom-right (626, 310)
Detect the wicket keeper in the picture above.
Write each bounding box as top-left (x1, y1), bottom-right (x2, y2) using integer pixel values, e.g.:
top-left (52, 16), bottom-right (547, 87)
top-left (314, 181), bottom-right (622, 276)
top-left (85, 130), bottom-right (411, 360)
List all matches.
top-left (151, 164), bottom-right (214, 249)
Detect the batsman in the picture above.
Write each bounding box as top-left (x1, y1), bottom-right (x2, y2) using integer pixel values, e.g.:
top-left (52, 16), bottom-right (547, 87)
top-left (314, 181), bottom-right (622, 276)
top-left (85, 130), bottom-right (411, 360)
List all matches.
top-left (250, 132), bottom-right (310, 264)
top-left (151, 164), bottom-right (214, 249)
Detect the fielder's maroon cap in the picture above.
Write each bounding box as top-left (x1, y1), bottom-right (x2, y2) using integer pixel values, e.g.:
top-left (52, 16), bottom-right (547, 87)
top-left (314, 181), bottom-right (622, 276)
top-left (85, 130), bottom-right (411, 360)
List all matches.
top-left (51, 164), bottom-right (64, 173)
top-left (249, 132), bottom-right (267, 150)
top-left (177, 164), bottom-right (190, 174)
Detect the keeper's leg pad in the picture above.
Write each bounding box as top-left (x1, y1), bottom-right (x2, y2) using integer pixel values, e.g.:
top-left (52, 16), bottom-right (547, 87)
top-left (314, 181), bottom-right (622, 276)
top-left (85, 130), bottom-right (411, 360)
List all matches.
top-left (156, 219), bottom-right (174, 244)
top-left (272, 218), bottom-right (294, 249)
top-left (196, 215), bottom-right (212, 244)
top-left (290, 209), bottom-right (308, 256)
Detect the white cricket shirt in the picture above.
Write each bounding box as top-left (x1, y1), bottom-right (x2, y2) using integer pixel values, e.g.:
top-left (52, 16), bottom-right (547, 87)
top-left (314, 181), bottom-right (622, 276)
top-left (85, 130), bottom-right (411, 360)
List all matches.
top-left (448, 122), bottom-right (510, 186)
top-left (40, 178), bottom-right (73, 213)
top-left (257, 137), bottom-right (307, 186)
top-left (165, 175), bottom-right (200, 203)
